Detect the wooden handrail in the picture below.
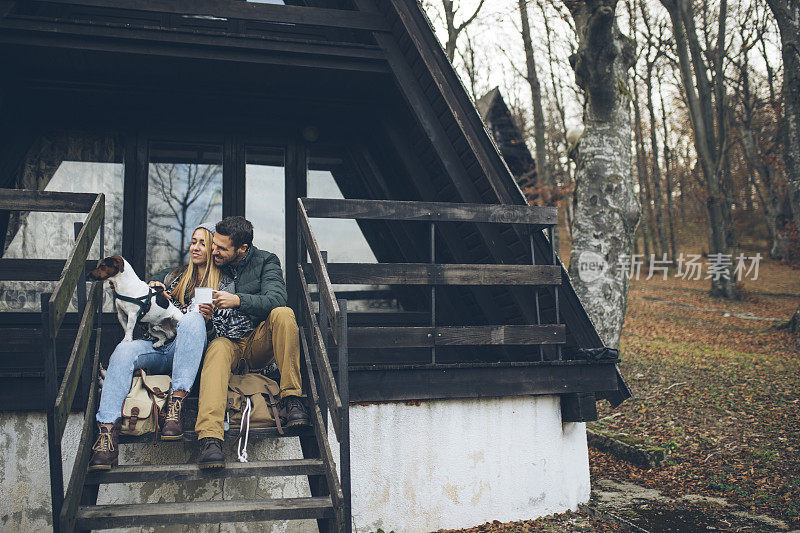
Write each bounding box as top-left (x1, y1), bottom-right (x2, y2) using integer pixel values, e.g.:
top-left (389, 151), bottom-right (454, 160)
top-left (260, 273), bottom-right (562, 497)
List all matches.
top-left (347, 325), bottom-right (566, 348)
top-left (48, 194), bottom-right (104, 334)
top-left (301, 197), bottom-right (558, 226)
top-left (297, 198), bottom-right (340, 343)
top-left (52, 281), bottom-right (101, 441)
top-left (58, 319), bottom-right (103, 533)
top-left (298, 264), bottom-right (343, 441)
top-left (33, 0), bottom-right (390, 32)
top-left (0, 258), bottom-right (98, 282)
top-left (0, 188), bottom-right (97, 213)
top-left (298, 328), bottom-right (345, 511)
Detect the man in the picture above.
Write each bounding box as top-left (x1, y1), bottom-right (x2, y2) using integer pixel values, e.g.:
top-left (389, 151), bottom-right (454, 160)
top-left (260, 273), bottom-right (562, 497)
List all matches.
top-left (196, 216), bottom-right (309, 468)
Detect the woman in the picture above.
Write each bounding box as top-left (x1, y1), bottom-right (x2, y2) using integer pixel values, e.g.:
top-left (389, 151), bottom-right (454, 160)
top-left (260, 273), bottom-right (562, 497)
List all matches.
top-left (89, 223), bottom-right (220, 471)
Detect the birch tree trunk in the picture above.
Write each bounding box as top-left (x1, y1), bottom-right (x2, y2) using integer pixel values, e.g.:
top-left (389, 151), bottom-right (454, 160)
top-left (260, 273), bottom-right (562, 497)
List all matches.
top-left (565, 0), bottom-right (639, 348)
top-left (765, 0), bottom-right (800, 333)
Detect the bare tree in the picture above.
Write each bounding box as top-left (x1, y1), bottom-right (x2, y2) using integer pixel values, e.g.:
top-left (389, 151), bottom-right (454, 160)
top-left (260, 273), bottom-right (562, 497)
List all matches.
top-left (439, 0), bottom-right (487, 62)
top-left (659, 0), bottom-right (739, 299)
top-left (564, 0), bottom-right (639, 348)
top-left (147, 163), bottom-right (222, 271)
top-left (518, 0), bottom-right (550, 192)
top-left (764, 0), bottom-right (800, 332)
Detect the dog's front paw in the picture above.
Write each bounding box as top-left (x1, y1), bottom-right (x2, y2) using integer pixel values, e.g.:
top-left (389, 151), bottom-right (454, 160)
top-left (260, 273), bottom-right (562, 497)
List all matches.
top-left (122, 336), bottom-right (134, 343)
top-left (152, 339), bottom-right (165, 349)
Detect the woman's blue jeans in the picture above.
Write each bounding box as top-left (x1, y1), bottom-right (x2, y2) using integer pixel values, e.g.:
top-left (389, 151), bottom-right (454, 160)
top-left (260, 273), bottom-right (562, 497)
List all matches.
top-left (96, 312), bottom-right (207, 424)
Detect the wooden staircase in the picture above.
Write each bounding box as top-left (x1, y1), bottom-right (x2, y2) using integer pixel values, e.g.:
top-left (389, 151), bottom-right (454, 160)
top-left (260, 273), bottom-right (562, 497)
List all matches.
top-left (26, 191), bottom-right (570, 532)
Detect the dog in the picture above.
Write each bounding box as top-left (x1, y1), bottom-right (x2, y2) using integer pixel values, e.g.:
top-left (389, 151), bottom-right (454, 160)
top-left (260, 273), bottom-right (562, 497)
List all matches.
top-left (88, 256), bottom-right (184, 348)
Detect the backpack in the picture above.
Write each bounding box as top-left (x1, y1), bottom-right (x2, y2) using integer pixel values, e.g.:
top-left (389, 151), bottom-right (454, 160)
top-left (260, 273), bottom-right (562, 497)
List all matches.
top-left (120, 370), bottom-right (171, 437)
top-left (226, 373), bottom-right (284, 462)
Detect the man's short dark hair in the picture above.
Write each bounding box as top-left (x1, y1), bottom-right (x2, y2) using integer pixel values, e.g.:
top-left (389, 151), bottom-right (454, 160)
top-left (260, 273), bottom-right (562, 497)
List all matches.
top-left (216, 216), bottom-right (254, 249)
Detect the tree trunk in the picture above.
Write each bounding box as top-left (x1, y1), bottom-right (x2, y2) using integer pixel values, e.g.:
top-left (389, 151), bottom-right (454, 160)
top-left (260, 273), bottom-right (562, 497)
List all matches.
top-left (661, 0), bottom-right (738, 299)
top-left (765, 0), bottom-right (800, 331)
top-left (632, 84), bottom-right (652, 260)
top-left (659, 77), bottom-right (678, 262)
top-left (518, 0), bottom-right (557, 252)
top-left (565, 0), bottom-right (639, 348)
top-left (645, 66), bottom-right (669, 259)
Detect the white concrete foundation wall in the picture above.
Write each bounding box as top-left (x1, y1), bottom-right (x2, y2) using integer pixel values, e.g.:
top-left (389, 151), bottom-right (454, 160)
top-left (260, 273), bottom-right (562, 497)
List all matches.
top-left (1, 395), bottom-right (589, 533)
top-left (332, 395), bottom-right (590, 533)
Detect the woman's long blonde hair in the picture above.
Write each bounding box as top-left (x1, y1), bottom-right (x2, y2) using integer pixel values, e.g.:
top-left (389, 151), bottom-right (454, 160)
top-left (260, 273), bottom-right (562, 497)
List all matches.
top-left (171, 227), bottom-right (221, 306)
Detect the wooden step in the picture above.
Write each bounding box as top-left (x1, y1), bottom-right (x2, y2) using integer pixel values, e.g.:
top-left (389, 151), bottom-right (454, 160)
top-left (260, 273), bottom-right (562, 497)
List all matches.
top-left (76, 497), bottom-right (334, 529)
top-left (118, 425), bottom-right (312, 444)
top-left (85, 459), bottom-right (326, 485)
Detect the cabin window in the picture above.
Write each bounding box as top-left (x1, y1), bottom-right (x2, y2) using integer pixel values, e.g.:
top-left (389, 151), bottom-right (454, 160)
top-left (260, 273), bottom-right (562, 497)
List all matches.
top-left (0, 131), bottom-right (123, 312)
top-left (145, 141), bottom-right (223, 279)
top-left (245, 146), bottom-right (286, 268)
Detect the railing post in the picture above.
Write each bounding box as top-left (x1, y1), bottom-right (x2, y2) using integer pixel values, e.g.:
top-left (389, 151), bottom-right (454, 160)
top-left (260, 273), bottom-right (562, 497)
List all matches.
top-left (318, 251), bottom-right (329, 431)
top-left (74, 222), bottom-right (87, 317)
top-left (429, 222), bottom-right (436, 364)
top-left (42, 293), bottom-right (64, 533)
top-left (548, 226), bottom-right (562, 360)
top-left (338, 298), bottom-right (351, 533)
top-left (530, 228), bottom-right (543, 361)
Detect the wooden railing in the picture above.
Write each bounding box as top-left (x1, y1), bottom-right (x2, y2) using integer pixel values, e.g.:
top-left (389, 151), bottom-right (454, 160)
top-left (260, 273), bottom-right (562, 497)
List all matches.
top-left (0, 189), bottom-right (105, 533)
top-left (295, 196), bottom-right (562, 532)
top-left (297, 198), bottom-right (351, 532)
top-left (300, 197), bottom-right (564, 364)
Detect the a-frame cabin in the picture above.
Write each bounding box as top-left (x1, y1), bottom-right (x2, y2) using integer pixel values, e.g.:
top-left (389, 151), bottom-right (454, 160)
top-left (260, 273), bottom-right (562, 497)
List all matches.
top-left (0, 1), bottom-right (629, 531)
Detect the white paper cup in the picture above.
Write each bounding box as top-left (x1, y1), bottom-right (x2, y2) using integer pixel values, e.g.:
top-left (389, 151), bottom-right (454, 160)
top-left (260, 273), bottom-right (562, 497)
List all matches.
top-left (194, 287), bottom-right (213, 305)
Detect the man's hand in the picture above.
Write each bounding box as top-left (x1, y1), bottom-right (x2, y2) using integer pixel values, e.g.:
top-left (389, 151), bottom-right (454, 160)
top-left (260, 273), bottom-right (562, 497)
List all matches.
top-left (198, 303), bottom-right (214, 322)
top-left (212, 290), bottom-right (240, 309)
top-left (148, 281), bottom-right (171, 299)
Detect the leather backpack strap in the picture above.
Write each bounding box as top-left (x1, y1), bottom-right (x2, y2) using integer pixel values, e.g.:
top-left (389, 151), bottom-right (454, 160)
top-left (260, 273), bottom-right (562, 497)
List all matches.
top-left (263, 386), bottom-right (284, 435)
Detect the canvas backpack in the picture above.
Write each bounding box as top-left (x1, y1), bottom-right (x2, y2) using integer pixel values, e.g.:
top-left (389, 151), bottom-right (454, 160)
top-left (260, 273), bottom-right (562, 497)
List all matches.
top-left (226, 373), bottom-right (284, 462)
top-left (120, 370), bottom-right (171, 437)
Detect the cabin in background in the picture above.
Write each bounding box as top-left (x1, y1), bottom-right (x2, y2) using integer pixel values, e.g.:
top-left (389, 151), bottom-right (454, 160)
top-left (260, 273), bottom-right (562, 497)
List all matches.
top-left (0, 1), bottom-right (629, 531)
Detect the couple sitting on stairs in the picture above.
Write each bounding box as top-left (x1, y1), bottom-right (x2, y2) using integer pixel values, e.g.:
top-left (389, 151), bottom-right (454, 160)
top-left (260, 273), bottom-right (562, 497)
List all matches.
top-left (89, 216), bottom-right (310, 472)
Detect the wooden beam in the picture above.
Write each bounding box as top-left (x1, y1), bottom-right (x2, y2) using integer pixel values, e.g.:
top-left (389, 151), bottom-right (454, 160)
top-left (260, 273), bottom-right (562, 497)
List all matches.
top-left (299, 327), bottom-right (344, 514)
top-left (0, 189), bottom-right (96, 213)
top-left (314, 263), bottom-right (562, 286)
top-left (0, 19), bottom-right (389, 73)
top-left (348, 325), bottom-right (566, 348)
top-left (39, 0), bottom-right (390, 32)
top-left (302, 197), bottom-right (557, 226)
top-left (58, 320), bottom-right (101, 533)
top-left (297, 264), bottom-right (343, 439)
top-left (84, 459), bottom-right (326, 484)
top-left (298, 199), bottom-right (340, 339)
top-left (346, 361), bottom-right (619, 403)
top-left (48, 194), bottom-right (104, 333)
top-left (53, 281), bottom-right (100, 442)
top-left (0, 259), bottom-right (97, 281)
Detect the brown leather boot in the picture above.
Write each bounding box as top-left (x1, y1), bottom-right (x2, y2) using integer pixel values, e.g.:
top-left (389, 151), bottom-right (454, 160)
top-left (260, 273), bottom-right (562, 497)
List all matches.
top-left (88, 420), bottom-right (121, 472)
top-left (161, 390), bottom-right (186, 441)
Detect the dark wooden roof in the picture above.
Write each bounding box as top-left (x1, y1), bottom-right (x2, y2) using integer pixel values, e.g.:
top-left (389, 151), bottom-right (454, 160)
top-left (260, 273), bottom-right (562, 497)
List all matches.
top-left (476, 87), bottom-right (536, 189)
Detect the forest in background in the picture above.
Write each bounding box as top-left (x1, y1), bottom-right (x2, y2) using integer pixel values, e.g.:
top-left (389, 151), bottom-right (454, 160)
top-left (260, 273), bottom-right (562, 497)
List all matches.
top-left (422, 0), bottom-right (799, 325)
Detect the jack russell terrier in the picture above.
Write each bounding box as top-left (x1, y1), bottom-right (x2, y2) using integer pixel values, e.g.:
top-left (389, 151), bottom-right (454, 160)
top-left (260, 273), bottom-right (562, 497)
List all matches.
top-left (88, 255), bottom-right (184, 348)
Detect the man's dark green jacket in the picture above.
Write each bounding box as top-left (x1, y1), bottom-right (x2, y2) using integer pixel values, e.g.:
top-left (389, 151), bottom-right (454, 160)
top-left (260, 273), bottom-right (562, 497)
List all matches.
top-left (150, 245), bottom-right (287, 322)
top-left (224, 246), bottom-right (287, 320)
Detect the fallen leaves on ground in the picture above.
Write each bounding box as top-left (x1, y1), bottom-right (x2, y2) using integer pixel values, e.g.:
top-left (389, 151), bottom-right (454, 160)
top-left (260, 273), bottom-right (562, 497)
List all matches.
top-left (591, 250), bottom-right (800, 528)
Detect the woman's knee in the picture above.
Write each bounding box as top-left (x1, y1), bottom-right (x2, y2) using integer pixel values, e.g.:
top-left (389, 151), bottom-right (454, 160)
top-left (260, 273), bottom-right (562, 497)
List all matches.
top-left (178, 311), bottom-right (205, 333)
top-left (108, 340), bottom-right (148, 368)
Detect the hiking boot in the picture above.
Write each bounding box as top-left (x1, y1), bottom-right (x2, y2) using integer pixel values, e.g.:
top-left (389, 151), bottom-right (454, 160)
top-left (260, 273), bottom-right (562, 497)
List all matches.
top-left (198, 437), bottom-right (225, 469)
top-left (88, 420), bottom-right (121, 472)
top-left (280, 395), bottom-right (310, 428)
top-left (161, 391), bottom-right (186, 441)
